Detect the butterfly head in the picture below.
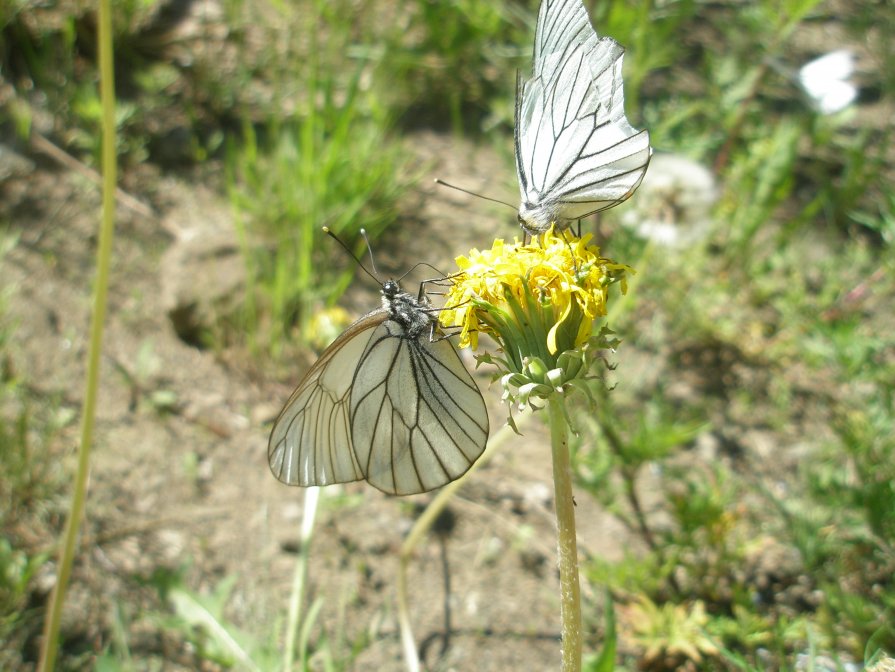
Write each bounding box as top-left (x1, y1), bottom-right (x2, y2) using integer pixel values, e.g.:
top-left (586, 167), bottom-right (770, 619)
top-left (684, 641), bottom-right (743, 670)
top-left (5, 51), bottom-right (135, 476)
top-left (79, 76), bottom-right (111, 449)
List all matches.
top-left (381, 279), bottom-right (401, 300)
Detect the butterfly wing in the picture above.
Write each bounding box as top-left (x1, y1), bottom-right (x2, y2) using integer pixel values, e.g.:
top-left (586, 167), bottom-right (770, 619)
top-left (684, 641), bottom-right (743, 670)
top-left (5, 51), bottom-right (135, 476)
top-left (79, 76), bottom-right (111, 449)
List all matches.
top-left (516, 0), bottom-right (651, 232)
top-left (349, 323), bottom-right (489, 496)
top-left (268, 311), bottom-right (386, 487)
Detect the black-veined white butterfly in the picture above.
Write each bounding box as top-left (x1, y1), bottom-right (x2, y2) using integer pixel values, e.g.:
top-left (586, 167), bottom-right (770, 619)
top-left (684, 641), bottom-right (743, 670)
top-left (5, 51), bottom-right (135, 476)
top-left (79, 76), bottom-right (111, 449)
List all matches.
top-left (268, 251), bottom-right (489, 496)
top-left (516, 0), bottom-right (652, 234)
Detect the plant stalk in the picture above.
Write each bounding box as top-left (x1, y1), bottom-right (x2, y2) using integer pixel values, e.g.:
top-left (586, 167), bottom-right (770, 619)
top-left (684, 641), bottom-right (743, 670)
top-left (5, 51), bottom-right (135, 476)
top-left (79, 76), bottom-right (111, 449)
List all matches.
top-left (37, 0), bottom-right (117, 667)
top-left (397, 418), bottom-right (528, 672)
top-left (549, 396), bottom-right (582, 672)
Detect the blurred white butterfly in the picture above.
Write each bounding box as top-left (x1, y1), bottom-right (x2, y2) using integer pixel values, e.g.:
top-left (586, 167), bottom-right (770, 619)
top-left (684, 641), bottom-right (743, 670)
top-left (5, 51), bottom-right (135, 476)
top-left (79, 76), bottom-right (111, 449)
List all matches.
top-left (798, 50), bottom-right (857, 115)
top-left (268, 256), bottom-right (489, 496)
top-left (516, 0), bottom-right (652, 234)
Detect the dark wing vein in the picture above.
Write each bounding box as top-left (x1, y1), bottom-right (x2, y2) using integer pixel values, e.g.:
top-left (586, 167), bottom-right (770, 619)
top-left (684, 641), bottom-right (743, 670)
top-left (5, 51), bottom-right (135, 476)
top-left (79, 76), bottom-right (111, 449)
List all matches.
top-left (413, 342), bottom-right (488, 449)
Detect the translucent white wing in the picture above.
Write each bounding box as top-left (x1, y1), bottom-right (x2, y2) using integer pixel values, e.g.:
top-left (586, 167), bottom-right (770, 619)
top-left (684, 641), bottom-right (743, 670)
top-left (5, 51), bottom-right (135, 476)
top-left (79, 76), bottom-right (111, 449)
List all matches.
top-left (268, 313), bottom-right (385, 487)
top-left (516, 0), bottom-right (651, 233)
top-left (349, 323), bottom-right (489, 496)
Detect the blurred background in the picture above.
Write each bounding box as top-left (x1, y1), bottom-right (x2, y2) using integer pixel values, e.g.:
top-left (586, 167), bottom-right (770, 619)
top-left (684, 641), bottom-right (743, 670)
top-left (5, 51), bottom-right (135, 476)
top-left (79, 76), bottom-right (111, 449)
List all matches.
top-left (1, 0), bottom-right (893, 669)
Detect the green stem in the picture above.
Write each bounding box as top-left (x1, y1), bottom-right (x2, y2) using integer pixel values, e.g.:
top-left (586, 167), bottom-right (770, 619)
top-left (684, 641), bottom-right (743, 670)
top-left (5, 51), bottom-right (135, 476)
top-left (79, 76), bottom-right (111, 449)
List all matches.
top-left (549, 396), bottom-right (582, 672)
top-left (37, 0), bottom-right (117, 668)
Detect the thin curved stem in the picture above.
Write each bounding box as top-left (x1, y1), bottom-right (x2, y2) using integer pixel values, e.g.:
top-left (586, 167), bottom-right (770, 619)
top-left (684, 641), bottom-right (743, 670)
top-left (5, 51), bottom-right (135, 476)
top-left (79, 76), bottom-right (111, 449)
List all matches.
top-left (284, 487), bottom-right (321, 670)
top-left (37, 0), bottom-right (117, 668)
top-left (398, 416), bottom-right (528, 672)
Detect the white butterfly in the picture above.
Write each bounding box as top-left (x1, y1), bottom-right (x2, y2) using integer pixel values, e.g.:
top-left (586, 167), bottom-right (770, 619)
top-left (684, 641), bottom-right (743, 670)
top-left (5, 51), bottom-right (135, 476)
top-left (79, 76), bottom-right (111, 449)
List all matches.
top-left (516, 0), bottom-right (652, 234)
top-left (798, 50), bottom-right (857, 115)
top-left (268, 278), bottom-right (489, 496)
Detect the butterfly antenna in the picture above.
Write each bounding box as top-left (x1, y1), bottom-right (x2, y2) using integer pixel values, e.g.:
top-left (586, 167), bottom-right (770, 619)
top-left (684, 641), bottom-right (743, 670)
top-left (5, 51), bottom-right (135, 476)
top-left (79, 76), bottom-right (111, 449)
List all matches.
top-left (400, 261), bottom-right (447, 282)
top-left (434, 179), bottom-right (516, 211)
top-left (322, 226), bottom-right (381, 284)
top-left (358, 228), bottom-right (383, 279)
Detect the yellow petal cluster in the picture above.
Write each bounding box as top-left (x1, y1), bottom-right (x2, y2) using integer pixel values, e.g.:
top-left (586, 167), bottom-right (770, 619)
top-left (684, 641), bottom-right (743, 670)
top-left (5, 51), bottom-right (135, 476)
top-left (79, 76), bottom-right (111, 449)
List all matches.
top-left (442, 228), bottom-right (631, 357)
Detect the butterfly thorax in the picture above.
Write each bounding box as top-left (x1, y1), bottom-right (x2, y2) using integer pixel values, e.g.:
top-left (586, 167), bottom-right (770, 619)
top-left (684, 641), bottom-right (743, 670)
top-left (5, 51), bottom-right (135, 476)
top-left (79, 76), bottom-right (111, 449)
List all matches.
top-left (381, 280), bottom-right (432, 339)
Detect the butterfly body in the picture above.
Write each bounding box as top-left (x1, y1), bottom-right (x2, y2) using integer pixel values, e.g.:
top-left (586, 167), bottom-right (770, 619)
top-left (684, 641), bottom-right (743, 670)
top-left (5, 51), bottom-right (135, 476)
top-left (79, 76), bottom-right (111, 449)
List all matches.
top-left (269, 279), bottom-right (488, 496)
top-left (380, 279), bottom-right (431, 339)
top-left (516, 0), bottom-right (651, 234)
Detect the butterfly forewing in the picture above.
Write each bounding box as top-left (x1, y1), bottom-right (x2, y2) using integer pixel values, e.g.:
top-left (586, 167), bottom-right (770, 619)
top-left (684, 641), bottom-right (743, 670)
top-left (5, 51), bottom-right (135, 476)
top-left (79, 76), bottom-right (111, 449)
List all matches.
top-left (516, 0), bottom-right (651, 233)
top-left (268, 313), bottom-right (386, 487)
top-left (350, 323), bottom-right (489, 496)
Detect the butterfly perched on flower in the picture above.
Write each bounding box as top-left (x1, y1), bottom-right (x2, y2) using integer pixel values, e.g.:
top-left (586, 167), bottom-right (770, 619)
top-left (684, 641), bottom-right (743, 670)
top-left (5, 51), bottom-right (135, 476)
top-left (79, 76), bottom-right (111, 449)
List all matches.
top-left (515, 0), bottom-right (652, 234)
top-left (268, 246), bottom-right (489, 496)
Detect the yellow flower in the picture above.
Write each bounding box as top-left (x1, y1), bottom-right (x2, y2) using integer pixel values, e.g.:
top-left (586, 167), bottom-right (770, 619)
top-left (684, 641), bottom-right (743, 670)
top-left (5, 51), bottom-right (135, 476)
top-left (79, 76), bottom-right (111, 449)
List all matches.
top-left (307, 306), bottom-right (351, 351)
top-left (441, 228), bottom-right (631, 410)
top-left (443, 228), bottom-right (630, 355)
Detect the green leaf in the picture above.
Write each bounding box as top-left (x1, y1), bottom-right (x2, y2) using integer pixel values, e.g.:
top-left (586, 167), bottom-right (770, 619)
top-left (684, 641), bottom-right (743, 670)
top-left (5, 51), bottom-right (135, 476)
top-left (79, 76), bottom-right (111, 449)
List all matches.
top-left (167, 579), bottom-right (261, 672)
top-left (587, 590), bottom-right (617, 672)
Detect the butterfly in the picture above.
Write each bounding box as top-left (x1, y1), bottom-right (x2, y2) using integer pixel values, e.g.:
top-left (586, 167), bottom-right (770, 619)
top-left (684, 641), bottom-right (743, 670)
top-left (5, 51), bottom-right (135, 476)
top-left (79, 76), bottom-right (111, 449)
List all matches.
top-left (798, 50), bottom-right (857, 115)
top-left (268, 275), bottom-right (489, 496)
top-left (515, 0), bottom-right (652, 234)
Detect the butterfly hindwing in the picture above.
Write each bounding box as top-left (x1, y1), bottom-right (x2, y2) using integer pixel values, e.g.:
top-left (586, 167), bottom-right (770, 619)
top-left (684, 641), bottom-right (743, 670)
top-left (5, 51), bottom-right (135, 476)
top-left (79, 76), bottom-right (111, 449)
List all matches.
top-left (350, 321), bottom-right (489, 496)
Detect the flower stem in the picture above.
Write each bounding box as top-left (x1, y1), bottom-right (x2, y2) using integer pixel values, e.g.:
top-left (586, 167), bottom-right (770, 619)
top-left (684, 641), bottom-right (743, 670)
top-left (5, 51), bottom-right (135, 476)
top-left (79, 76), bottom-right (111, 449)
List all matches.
top-left (548, 396), bottom-right (582, 672)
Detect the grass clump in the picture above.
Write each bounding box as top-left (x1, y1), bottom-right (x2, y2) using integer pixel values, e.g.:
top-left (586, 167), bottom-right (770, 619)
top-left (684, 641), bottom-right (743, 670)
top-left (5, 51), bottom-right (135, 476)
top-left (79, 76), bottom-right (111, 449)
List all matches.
top-left (226, 80), bottom-right (409, 356)
top-left (0, 291), bottom-right (66, 669)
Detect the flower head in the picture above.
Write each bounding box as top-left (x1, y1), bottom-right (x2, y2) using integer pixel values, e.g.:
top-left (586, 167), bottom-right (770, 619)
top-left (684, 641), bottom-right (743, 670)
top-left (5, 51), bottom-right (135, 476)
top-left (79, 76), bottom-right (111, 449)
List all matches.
top-left (441, 228), bottom-right (630, 411)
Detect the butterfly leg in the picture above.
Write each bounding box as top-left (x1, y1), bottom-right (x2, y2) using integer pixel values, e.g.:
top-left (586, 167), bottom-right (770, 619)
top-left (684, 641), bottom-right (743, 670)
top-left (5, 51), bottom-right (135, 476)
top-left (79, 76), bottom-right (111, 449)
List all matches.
top-left (417, 275), bottom-right (456, 301)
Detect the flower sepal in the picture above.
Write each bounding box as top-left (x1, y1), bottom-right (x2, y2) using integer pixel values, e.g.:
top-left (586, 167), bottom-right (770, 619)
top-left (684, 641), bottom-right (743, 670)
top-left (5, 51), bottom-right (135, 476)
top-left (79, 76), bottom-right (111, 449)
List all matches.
top-left (497, 323), bottom-right (624, 411)
top-left (501, 355), bottom-right (571, 411)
